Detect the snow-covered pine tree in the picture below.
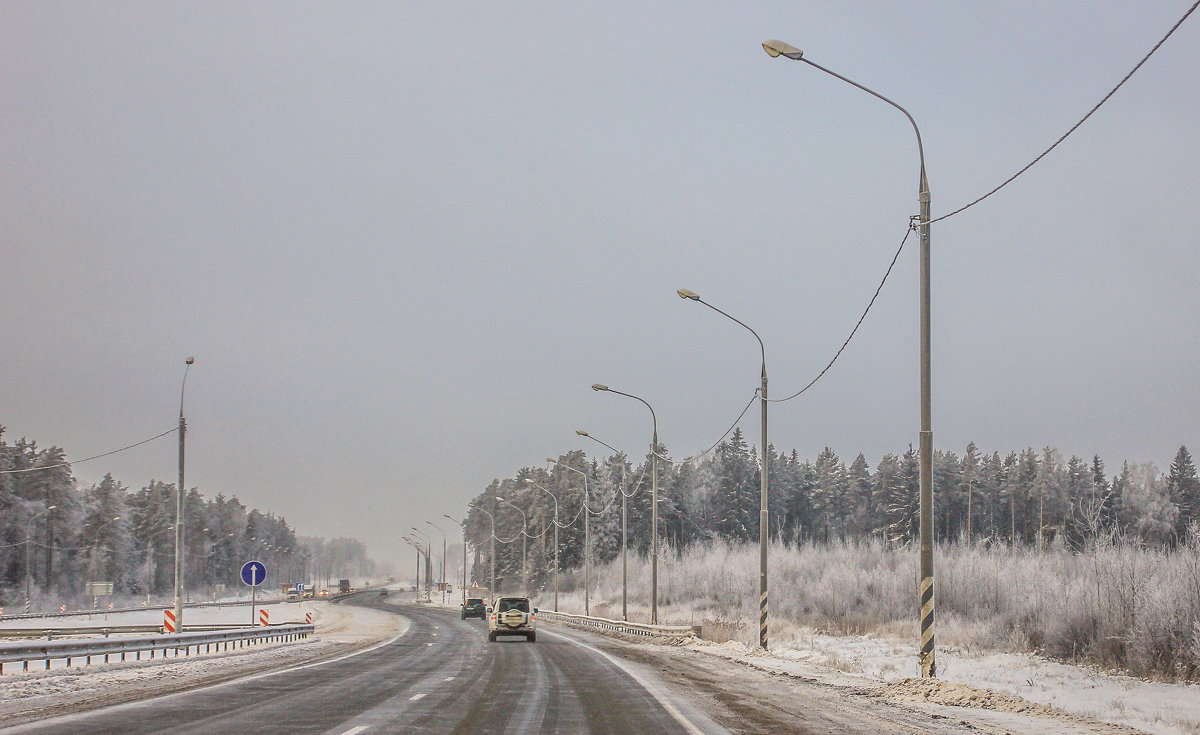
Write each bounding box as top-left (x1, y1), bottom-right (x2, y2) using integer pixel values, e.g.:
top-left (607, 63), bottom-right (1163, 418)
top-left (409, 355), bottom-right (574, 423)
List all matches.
top-left (1167, 446), bottom-right (1200, 539)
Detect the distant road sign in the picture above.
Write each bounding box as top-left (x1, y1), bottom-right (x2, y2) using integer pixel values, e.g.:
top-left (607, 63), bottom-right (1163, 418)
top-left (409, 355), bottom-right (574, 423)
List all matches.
top-left (240, 560), bottom-right (266, 587)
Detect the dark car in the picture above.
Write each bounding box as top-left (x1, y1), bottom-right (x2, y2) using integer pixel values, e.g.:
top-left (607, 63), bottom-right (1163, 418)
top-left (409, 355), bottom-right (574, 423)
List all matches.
top-left (460, 597), bottom-right (486, 620)
top-left (379, 588), bottom-right (389, 597)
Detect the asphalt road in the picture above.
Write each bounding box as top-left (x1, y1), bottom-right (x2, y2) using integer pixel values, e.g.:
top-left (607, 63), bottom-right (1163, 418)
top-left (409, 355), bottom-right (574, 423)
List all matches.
top-left (1, 598), bottom-right (723, 735)
top-left (0, 599), bottom-right (1134, 735)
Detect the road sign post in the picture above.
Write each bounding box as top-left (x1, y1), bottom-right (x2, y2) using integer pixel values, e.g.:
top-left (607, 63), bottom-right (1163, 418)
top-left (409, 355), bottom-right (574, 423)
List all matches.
top-left (241, 560), bottom-right (266, 627)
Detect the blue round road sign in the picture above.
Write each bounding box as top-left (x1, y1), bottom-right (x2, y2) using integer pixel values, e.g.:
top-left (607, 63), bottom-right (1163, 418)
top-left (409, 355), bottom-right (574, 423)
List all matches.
top-left (240, 560), bottom-right (267, 587)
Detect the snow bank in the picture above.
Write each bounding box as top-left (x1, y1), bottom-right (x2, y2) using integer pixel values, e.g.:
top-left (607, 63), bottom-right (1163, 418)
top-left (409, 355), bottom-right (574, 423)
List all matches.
top-left (684, 631), bottom-right (1200, 735)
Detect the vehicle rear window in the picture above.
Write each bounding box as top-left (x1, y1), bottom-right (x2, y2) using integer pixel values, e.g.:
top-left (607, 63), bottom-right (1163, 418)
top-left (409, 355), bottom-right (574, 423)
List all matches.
top-left (467, 598), bottom-right (484, 604)
top-left (498, 599), bottom-right (529, 613)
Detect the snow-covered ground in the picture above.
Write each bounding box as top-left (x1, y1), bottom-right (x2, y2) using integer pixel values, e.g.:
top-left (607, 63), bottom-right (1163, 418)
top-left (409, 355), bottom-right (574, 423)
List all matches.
top-left (0, 596), bottom-right (407, 726)
top-left (681, 630), bottom-right (1200, 735)
top-left (5, 594), bottom-right (1199, 734)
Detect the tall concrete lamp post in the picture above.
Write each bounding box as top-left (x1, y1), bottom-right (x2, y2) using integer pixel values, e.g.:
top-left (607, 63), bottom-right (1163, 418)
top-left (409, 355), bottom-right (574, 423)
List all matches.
top-left (426, 520), bottom-right (447, 603)
top-left (498, 498), bottom-right (527, 596)
top-left (762, 39), bottom-right (935, 676)
top-left (25, 505), bottom-right (57, 614)
top-left (410, 527), bottom-right (432, 600)
top-left (546, 458), bottom-right (592, 616)
top-left (467, 502), bottom-right (496, 600)
top-left (575, 430), bottom-right (630, 621)
top-left (677, 288), bottom-right (770, 648)
top-left (524, 479), bottom-right (561, 612)
top-left (445, 514), bottom-right (467, 603)
top-left (174, 356), bottom-right (194, 632)
top-left (590, 384), bottom-right (660, 624)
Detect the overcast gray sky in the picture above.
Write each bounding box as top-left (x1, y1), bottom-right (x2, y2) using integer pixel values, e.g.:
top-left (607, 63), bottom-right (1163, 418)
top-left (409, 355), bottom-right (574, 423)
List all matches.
top-left (3, 1), bottom-right (1197, 565)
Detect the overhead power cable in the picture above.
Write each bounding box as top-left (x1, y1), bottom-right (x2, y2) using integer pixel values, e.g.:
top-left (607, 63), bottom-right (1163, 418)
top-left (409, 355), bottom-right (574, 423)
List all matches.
top-left (932, 0), bottom-right (1199, 224)
top-left (772, 225), bottom-right (912, 403)
top-left (0, 428), bottom-right (178, 474)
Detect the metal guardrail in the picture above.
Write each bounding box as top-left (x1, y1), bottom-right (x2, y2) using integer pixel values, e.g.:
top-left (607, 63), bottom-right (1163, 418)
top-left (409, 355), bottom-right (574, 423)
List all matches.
top-left (0, 598), bottom-right (285, 623)
top-left (0, 623), bottom-right (315, 674)
top-left (537, 610), bottom-right (701, 639)
top-left (0, 624), bottom-right (252, 639)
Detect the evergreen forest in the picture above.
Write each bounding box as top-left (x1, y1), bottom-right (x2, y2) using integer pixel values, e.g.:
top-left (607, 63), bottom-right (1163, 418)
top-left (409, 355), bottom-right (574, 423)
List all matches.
top-left (1, 426), bottom-right (380, 611)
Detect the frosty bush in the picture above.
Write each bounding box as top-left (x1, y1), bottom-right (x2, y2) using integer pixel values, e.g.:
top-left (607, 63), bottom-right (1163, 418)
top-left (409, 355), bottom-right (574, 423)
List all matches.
top-left (557, 530), bottom-right (1200, 681)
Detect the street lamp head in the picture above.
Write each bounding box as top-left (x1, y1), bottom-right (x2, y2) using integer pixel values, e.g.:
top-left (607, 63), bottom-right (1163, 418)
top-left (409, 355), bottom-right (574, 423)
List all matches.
top-left (575, 429), bottom-right (589, 437)
top-left (47, 505), bottom-right (57, 511)
top-left (762, 39), bottom-right (803, 60)
top-left (676, 288), bottom-right (700, 301)
top-left (591, 384), bottom-right (608, 392)
top-left (185, 356), bottom-right (195, 365)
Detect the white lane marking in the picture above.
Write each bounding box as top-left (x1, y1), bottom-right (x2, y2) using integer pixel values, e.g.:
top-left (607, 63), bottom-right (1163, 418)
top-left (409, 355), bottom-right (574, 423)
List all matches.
top-left (542, 629), bottom-right (708, 735)
top-left (410, 693), bottom-right (427, 701)
top-left (339, 727), bottom-right (369, 735)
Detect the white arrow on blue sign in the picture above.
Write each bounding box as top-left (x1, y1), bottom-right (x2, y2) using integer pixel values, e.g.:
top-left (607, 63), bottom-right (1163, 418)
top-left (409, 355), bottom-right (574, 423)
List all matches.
top-left (240, 560), bottom-right (266, 587)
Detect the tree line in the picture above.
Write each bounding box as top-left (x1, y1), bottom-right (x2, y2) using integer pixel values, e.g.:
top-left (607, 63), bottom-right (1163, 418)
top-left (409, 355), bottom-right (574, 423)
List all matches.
top-left (464, 430), bottom-right (1200, 592)
top-left (1, 426), bottom-right (379, 609)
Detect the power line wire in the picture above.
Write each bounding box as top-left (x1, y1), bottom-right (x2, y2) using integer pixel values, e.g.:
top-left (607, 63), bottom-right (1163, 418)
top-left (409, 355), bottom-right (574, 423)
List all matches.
top-left (772, 225), bottom-right (912, 403)
top-left (0, 428), bottom-right (178, 475)
top-left (931, 0), bottom-right (1199, 225)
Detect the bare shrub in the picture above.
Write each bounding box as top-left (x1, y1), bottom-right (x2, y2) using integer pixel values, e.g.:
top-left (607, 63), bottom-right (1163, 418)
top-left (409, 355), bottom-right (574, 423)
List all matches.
top-left (562, 529), bottom-right (1200, 680)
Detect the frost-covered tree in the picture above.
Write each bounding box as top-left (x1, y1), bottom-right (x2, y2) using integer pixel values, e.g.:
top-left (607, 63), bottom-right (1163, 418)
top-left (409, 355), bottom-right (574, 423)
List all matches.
top-left (1167, 446), bottom-right (1200, 539)
top-left (713, 429), bottom-right (756, 542)
top-left (810, 447), bottom-right (846, 542)
top-left (842, 453), bottom-right (875, 539)
top-left (1119, 462), bottom-right (1178, 546)
top-left (79, 474), bottom-right (130, 590)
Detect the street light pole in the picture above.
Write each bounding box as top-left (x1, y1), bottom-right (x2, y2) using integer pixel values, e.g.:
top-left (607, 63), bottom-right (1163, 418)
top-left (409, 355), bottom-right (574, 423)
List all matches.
top-left (591, 384), bottom-right (659, 624)
top-left (678, 288), bottom-right (770, 649)
top-left (576, 430), bottom-right (629, 621)
top-left (426, 520), bottom-right (448, 603)
top-left (410, 527), bottom-right (432, 600)
top-left (547, 458), bottom-right (592, 617)
top-left (174, 356), bottom-right (194, 632)
top-left (24, 505), bottom-right (57, 614)
top-left (468, 502), bottom-right (496, 601)
top-left (762, 39), bottom-right (934, 676)
top-left (402, 537), bottom-right (423, 594)
top-left (499, 498), bottom-right (527, 596)
top-left (524, 479), bottom-right (561, 612)
top-left (445, 514), bottom-right (466, 604)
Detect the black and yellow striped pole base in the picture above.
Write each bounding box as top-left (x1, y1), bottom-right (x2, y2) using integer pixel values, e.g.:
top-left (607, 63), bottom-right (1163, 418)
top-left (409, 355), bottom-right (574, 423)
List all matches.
top-left (920, 575), bottom-right (935, 677)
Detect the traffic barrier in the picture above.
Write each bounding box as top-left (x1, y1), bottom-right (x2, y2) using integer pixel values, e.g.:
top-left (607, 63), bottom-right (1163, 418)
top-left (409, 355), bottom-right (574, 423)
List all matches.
top-left (0, 624), bottom-right (315, 674)
top-left (0, 598), bottom-right (286, 623)
top-left (163, 608), bottom-right (176, 634)
top-left (259, 609), bottom-right (269, 627)
top-left (536, 610), bottom-right (701, 639)
top-left (305, 612), bottom-right (312, 624)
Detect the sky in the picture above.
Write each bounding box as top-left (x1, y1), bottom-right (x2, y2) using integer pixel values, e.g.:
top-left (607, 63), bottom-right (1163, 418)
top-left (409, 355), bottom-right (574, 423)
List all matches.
top-left (2, 1), bottom-right (1198, 566)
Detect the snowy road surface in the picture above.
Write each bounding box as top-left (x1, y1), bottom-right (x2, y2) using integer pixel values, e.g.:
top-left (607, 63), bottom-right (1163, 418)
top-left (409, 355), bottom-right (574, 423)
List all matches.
top-left (0, 596), bottom-right (1174, 734)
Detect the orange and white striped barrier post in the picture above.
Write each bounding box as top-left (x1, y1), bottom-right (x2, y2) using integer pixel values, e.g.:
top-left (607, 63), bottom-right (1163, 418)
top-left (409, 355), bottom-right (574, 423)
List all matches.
top-left (259, 608), bottom-right (269, 627)
top-left (163, 608), bottom-right (177, 633)
top-left (305, 611), bottom-right (312, 624)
